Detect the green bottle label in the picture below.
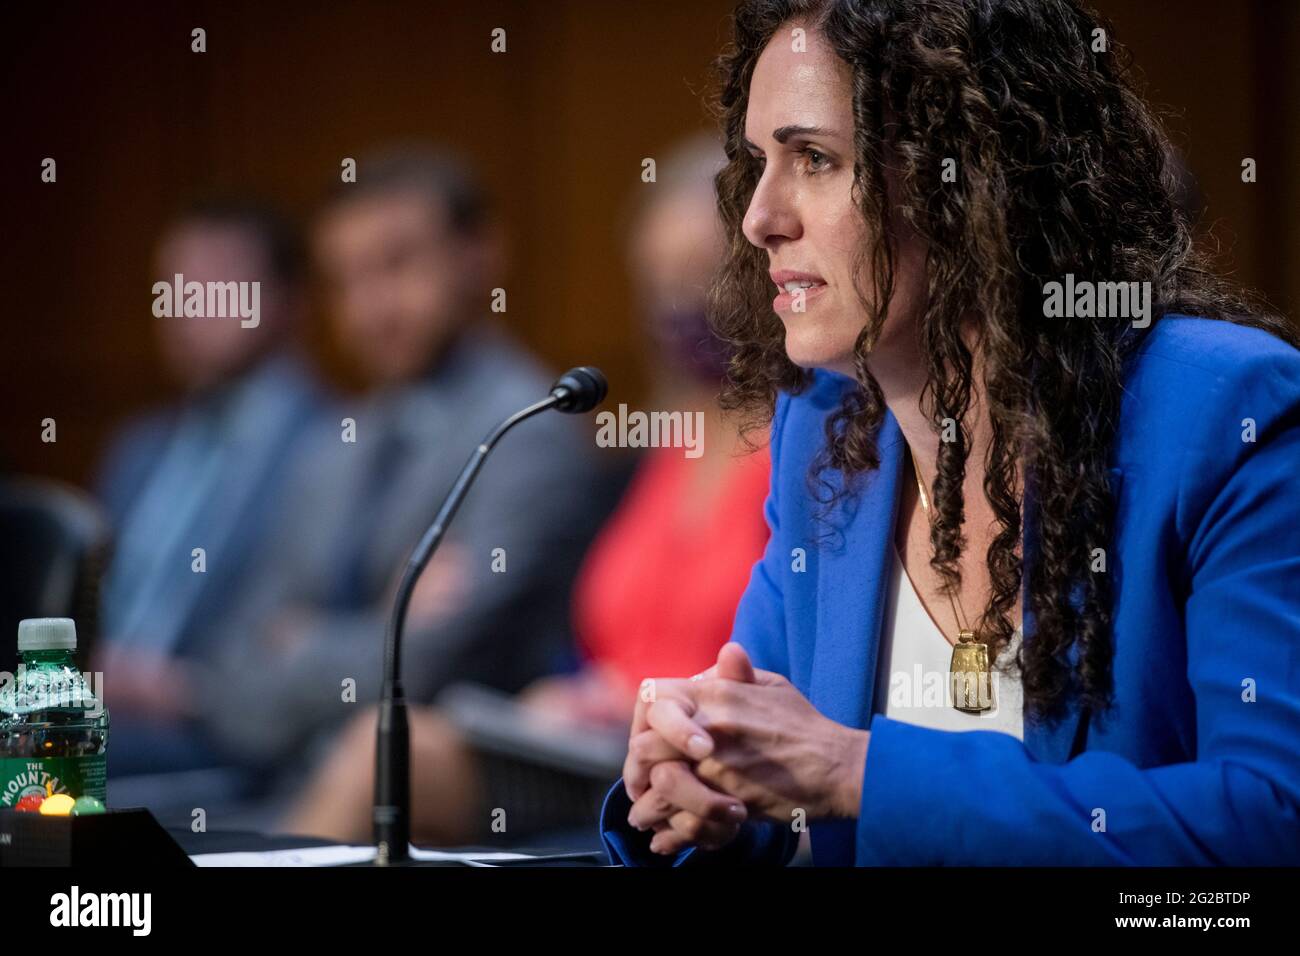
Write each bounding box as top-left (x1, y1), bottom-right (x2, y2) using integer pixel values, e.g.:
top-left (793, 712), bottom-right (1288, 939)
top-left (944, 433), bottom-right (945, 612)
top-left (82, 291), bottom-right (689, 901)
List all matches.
top-left (0, 756), bottom-right (107, 807)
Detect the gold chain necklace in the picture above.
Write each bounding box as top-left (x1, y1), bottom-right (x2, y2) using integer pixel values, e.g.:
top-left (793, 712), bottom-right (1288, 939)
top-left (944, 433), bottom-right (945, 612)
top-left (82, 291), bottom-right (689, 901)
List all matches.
top-left (907, 444), bottom-right (994, 714)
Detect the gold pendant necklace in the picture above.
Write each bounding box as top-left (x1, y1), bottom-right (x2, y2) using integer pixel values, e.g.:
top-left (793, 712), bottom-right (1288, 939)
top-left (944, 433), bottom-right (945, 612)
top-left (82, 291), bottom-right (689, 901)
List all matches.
top-left (907, 445), bottom-right (994, 714)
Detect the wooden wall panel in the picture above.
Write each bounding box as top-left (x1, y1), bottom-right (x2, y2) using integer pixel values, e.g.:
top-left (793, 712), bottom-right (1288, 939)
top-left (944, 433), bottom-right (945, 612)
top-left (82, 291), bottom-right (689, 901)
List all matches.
top-left (2, 0), bottom-right (1292, 485)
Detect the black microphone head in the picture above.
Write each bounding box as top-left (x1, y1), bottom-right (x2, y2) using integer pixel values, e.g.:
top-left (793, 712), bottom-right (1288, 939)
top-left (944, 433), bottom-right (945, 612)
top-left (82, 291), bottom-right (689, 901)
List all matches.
top-left (550, 366), bottom-right (608, 413)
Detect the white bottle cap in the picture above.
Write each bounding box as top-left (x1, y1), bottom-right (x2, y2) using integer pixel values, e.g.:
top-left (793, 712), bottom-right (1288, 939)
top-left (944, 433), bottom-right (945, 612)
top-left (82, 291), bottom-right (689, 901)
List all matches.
top-left (17, 617), bottom-right (77, 651)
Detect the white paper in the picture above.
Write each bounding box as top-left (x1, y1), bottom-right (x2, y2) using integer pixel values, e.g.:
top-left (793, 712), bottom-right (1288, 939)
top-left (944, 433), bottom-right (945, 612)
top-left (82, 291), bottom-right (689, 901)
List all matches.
top-left (189, 844), bottom-right (537, 867)
top-left (410, 847), bottom-right (534, 862)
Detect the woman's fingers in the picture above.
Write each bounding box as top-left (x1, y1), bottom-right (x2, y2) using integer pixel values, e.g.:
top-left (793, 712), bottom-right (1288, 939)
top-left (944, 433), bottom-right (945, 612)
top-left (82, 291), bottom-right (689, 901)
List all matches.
top-left (624, 695), bottom-right (710, 801)
top-left (630, 761), bottom-right (745, 830)
top-left (646, 696), bottom-right (714, 760)
top-left (651, 808), bottom-right (742, 854)
top-left (625, 756), bottom-right (748, 856)
top-left (623, 728), bottom-right (688, 799)
top-left (626, 781), bottom-right (679, 830)
top-left (631, 679), bottom-right (657, 737)
top-left (630, 668), bottom-right (717, 736)
top-left (631, 676), bottom-right (686, 735)
top-left (627, 786), bottom-right (744, 854)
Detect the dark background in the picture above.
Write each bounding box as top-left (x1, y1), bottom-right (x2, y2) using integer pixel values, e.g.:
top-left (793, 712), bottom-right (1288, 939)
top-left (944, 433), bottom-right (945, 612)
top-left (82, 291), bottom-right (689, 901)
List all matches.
top-left (3, 0), bottom-right (1297, 486)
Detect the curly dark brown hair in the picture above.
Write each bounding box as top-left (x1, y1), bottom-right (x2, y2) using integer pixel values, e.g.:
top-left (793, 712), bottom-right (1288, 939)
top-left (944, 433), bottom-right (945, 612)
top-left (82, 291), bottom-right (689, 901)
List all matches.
top-left (709, 0), bottom-right (1298, 722)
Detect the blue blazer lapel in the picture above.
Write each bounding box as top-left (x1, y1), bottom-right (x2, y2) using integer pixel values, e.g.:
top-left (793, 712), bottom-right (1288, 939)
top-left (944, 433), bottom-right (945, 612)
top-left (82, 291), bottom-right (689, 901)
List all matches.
top-left (810, 411), bottom-right (905, 731)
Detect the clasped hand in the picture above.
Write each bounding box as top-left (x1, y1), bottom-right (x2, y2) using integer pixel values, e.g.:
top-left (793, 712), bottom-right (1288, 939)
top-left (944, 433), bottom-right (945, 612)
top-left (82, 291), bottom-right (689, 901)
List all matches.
top-left (623, 643), bottom-right (869, 855)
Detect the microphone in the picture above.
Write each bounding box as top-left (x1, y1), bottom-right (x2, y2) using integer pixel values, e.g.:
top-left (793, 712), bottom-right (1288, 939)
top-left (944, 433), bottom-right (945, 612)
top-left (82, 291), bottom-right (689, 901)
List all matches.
top-left (373, 366), bottom-right (608, 865)
top-left (549, 365), bottom-right (607, 413)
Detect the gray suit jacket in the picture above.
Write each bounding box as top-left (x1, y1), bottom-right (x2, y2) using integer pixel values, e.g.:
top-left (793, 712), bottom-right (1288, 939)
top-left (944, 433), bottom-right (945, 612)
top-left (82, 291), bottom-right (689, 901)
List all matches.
top-left (197, 324), bottom-right (606, 769)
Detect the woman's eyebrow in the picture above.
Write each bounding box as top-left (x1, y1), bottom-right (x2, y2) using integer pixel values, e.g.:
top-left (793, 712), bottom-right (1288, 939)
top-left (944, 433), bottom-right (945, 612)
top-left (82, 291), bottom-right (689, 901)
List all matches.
top-left (772, 124), bottom-right (841, 143)
top-left (743, 125), bottom-right (841, 153)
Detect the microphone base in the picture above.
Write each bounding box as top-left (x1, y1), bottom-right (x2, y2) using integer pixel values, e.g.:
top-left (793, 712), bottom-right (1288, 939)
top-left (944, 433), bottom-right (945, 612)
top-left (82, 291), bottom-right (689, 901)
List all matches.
top-left (373, 693), bottom-right (411, 863)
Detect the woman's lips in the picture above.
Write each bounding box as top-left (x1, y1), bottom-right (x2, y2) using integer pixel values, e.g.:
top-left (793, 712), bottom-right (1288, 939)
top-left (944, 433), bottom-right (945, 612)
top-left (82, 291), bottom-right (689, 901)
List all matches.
top-left (773, 283), bottom-right (828, 313)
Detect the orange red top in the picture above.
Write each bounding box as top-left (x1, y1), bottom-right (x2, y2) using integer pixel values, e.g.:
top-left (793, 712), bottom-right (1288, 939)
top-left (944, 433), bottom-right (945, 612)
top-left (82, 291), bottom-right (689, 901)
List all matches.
top-left (572, 444), bottom-right (772, 693)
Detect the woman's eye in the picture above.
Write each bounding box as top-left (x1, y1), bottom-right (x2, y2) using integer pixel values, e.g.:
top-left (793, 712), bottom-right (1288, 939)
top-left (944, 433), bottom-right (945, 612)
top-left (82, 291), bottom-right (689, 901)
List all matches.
top-left (802, 148), bottom-right (829, 172)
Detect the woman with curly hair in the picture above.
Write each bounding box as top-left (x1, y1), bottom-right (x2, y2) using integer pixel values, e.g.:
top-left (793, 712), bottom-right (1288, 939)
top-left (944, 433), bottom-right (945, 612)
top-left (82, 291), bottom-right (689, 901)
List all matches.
top-left (601, 0), bottom-right (1300, 865)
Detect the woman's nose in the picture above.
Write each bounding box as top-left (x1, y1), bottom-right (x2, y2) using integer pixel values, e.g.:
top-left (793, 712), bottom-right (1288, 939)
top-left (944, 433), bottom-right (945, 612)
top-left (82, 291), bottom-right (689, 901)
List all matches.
top-left (742, 175), bottom-right (800, 250)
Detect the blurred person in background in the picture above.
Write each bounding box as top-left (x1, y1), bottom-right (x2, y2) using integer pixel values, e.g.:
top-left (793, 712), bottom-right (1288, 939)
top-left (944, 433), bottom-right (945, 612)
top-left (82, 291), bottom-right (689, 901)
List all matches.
top-left (189, 147), bottom-right (605, 803)
top-left (95, 201), bottom-right (323, 777)
top-left (282, 134), bottom-right (772, 846)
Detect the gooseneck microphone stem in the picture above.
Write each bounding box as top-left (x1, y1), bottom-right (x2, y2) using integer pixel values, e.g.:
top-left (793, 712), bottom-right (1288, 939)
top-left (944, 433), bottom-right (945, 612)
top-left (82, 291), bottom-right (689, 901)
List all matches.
top-left (373, 366), bottom-right (606, 866)
top-left (374, 395), bottom-right (560, 865)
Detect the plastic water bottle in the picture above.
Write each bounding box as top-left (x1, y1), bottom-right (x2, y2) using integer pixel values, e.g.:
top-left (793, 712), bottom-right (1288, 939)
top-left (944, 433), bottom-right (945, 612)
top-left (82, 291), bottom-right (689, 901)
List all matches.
top-left (0, 618), bottom-right (109, 809)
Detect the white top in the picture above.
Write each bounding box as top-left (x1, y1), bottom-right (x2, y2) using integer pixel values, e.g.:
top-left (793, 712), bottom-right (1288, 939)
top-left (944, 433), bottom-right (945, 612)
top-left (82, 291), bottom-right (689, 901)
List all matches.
top-left (874, 546), bottom-right (1024, 740)
top-left (17, 617), bottom-right (77, 651)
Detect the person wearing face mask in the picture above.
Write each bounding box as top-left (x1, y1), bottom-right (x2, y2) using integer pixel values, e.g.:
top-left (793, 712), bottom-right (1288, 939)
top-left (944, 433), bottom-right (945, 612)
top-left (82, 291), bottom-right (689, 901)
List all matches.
top-left (280, 135), bottom-right (773, 847)
top-left (603, 0), bottom-right (1300, 867)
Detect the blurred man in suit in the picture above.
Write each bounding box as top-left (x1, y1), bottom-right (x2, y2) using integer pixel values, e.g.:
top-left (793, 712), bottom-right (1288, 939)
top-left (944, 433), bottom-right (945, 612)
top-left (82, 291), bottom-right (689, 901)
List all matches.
top-left (194, 148), bottom-right (604, 790)
top-left (283, 134), bottom-right (771, 848)
top-left (96, 201), bottom-right (323, 776)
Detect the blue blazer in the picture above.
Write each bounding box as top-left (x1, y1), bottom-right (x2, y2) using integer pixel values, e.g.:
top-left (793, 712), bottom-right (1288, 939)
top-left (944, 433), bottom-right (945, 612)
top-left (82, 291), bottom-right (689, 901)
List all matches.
top-left (601, 316), bottom-right (1300, 865)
